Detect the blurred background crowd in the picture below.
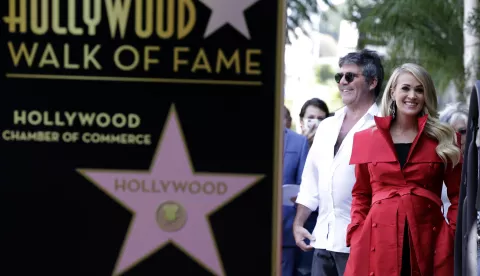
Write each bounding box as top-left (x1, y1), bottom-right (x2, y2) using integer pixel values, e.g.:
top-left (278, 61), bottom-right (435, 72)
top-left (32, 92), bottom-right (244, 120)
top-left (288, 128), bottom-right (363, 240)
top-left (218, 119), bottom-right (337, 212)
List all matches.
top-left (281, 0), bottom-right (479, 275)
top-left (284, 0), bottom-right (478, 123)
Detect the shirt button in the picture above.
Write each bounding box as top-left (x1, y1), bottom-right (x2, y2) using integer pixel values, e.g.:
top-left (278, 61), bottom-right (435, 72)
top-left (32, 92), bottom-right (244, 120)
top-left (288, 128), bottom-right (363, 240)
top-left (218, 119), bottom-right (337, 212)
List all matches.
top-left (433, 227), bottom-right (436, 231)
top-left (369, 272), bottom-right (374, 276)
top-left (372, 223), bottom-right (377, 227)
top-left (371, 247), bottom-right (375, 251)
top-left (428, 204), bottom-right (431, 208)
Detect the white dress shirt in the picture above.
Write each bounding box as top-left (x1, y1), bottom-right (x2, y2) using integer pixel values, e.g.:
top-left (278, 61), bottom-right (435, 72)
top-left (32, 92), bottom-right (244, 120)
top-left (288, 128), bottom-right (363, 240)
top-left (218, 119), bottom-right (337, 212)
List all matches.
top-left (296, 103), bottom-right (378, 253)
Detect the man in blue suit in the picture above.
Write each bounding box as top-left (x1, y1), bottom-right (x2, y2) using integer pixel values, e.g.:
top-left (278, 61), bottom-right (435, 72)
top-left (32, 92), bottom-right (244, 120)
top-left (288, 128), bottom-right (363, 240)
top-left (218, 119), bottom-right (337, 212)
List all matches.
top-left (282, 106), bottom-right (314, 276)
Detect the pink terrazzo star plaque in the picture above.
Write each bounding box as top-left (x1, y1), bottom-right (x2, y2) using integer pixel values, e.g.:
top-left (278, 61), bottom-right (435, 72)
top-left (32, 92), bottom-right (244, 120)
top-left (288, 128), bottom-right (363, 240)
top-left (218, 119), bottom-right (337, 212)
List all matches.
top-left (77, 105), bottom-right (264, 276)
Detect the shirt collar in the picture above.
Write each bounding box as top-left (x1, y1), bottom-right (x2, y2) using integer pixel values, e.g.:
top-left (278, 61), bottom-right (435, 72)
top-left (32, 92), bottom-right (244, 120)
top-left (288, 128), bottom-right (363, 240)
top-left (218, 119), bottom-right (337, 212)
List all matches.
top-left (333, 102), bottom-right (379, 120)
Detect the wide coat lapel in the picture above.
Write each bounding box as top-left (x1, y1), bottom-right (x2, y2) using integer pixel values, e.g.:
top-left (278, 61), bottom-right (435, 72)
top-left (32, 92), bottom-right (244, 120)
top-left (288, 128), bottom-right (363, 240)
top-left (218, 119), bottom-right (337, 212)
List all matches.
top-left (372, 115), bottom-right (430, 166)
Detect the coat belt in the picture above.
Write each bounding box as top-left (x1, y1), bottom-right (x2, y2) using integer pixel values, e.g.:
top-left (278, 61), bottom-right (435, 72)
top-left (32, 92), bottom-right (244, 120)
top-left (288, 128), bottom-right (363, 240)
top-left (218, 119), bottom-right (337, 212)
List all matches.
top-left (371, 186), bottom-right (442, 275)
top-left (371, 186), bottom-right (442, 207)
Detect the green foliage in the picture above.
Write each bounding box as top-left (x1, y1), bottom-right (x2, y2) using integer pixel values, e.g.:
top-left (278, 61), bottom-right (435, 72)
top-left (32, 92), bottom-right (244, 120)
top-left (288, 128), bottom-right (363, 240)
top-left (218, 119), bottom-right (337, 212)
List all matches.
top-left (343, 0), bottom-right (479, 101)
top-left (286, 0), bottom-right (336, 44)
top-left (466, 8), bottom-right (480, 36)
top-left (317, 4), bottom-right (348, 40)
top-left (315, 64), bottom-right (336, 84)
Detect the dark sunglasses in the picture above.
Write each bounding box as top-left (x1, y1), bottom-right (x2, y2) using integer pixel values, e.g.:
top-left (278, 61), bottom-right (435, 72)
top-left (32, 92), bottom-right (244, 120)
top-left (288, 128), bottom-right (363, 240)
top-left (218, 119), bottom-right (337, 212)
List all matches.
top-left (458, 129), bottom-right (467, 135)
top-left (334, 72), bottom-right (359, 84)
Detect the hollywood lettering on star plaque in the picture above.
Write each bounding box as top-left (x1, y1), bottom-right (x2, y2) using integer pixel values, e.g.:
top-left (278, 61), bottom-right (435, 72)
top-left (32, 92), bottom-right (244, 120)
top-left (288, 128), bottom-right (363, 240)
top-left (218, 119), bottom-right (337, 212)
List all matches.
top-left (0, 0), bottom-right (284, 275)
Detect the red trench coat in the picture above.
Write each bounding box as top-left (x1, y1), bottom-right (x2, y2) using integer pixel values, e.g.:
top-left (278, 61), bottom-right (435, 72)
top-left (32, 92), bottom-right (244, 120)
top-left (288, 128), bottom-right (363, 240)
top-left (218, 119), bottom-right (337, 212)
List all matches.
top-left (345, 115), bottom-right (462, 276)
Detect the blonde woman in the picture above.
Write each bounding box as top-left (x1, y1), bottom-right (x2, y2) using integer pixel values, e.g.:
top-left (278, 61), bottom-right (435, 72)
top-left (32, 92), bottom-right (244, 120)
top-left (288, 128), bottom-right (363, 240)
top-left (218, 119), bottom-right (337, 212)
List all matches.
top-left (344, 63), bottom-right (462, 276)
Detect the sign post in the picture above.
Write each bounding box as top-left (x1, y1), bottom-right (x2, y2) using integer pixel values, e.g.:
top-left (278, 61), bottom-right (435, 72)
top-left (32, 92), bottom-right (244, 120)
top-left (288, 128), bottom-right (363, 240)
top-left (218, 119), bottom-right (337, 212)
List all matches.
top-left (0, 0), bottom-right (285, 275)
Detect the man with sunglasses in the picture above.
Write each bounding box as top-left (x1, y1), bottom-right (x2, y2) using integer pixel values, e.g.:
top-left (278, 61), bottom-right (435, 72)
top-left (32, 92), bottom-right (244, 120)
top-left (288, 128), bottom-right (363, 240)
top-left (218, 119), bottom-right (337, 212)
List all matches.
top-left (293, 49), bottom-right (384, 276)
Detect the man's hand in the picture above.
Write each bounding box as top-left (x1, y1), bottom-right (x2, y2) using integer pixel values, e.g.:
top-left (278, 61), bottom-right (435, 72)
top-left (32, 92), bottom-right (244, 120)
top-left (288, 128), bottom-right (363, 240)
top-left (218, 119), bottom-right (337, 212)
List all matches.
top-left (293, 225), bottom-right (315, 252)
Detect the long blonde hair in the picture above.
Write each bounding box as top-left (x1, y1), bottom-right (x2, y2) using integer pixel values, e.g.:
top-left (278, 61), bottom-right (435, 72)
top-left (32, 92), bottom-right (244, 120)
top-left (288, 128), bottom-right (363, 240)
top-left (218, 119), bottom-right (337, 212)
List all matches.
top-left (379, 63), bottom-right (461, 167)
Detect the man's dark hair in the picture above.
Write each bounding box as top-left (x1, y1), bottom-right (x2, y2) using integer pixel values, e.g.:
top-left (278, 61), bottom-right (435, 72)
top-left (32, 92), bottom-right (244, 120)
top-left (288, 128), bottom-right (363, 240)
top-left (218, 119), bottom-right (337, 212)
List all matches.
top-left (339, 49), bottom-right (384, 98)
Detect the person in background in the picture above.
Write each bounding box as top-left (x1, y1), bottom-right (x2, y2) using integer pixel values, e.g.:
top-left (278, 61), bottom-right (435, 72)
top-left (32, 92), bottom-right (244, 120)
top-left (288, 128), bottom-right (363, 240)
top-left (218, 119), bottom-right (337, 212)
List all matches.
top-left (346, 63), bottom-right (461, 276)
top-left (439, 102), bottom-right (468, 152)
top-left (282, 106), bottom-right (312, 276)
top-left (438, 102), bottom-right (468, 219)
top-left (299, 98), bottom-right (330, 147)
top-left (294, 49), bottom-right (384, 276)
top-left (285, 106), bottom-right (293, 129)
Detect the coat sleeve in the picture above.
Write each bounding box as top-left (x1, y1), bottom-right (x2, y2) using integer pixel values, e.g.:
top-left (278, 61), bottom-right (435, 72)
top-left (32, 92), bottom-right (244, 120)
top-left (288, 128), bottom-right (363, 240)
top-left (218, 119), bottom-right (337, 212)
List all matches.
top-left (444, 132), bottom-right (463, 232)
top-left (346, 132), bottom-right (373, 247)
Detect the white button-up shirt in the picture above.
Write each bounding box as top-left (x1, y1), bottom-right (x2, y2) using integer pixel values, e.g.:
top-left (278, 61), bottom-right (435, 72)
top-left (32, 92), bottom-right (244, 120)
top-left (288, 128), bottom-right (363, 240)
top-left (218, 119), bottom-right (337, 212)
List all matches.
top-left (296, 103), bottom-right (378, 253)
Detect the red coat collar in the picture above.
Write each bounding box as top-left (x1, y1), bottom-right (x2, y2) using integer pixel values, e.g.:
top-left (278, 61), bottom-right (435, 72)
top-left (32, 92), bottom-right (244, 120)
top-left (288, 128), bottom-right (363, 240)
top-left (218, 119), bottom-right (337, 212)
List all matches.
top-left (374, 114), bottom-right (429, 133)
top-left (372, 114), bottom-right (430, 167)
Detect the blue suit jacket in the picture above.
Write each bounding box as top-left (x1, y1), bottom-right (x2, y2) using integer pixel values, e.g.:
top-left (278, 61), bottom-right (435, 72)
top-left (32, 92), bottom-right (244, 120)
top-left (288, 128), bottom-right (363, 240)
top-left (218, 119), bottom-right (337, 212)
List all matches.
top-left (282, 128), bottom-right (315, 247)
top-left (283, 128), bottom-right (309, 185)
